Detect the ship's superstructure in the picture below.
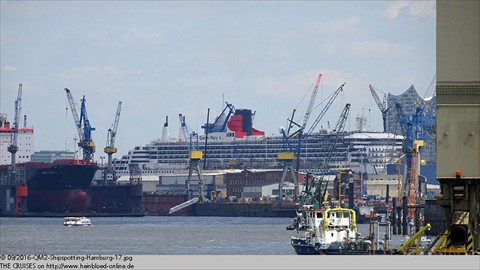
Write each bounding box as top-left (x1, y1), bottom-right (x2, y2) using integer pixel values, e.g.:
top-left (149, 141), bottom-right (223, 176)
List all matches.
top-left (113, 108), bottom-right (403, 177)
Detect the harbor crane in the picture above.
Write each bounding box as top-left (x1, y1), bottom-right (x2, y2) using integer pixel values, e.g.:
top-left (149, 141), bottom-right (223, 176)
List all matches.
top-left (278, 79), bottom-right (345, 200)
top-left (278, 73), bottom-right (322, 199)
top-left (7, 84), bottom-right (23, 182)
top-left (104, 101), bottom-right (122, 182)
top-left (301, 103), bottom-right (351, 209)
top-left (368, 84), bottom-right (388, 132)
top-left (178, 114), bottom-right (205, 203)
top-left (395, 103), bottom-right (425, 233)
top-left (65, 88), bottom-right (96, 161)
top-left (287, 74), bottom-right (322, 139)
top-left (179, 113), bottom-right (199, 151)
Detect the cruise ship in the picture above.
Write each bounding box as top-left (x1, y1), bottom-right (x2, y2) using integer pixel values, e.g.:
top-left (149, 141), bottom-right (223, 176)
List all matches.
top-left (113, 103), bottom-right (403, 177)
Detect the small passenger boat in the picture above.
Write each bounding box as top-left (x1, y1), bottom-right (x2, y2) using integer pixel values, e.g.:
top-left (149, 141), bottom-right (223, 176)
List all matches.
top-left (63, 216), bottom-right (92, 226)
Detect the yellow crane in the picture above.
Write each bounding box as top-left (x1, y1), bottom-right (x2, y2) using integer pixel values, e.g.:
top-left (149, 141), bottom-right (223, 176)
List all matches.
top-left (104, 101), bottom-right (122, 182)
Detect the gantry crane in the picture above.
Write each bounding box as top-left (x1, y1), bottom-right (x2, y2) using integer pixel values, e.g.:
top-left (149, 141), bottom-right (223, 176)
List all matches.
top-left (179, 113), bottom-right (205, 202)
top-left (7, 84), bottom-right (23, 181)
top-left (368, 84), bottom-right (389, 132)
top-left (104, 101), bottom-right (122, 182)
top-left (65, 88), bottom-right (96, 161)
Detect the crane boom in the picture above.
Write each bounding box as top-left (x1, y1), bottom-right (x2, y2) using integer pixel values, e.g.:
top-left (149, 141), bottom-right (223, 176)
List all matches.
top-left (302, 73), bottom-right (322, 131)
top-left (179, 114), bottom-right (189, 143)
top-left (7, 83), bottom-right (23, 174)
top-left (277, 78), bottom-right (343, 200)
top-left (317, 103), bottom-right (351, 201)
top-left (65, 88), bottom-right (83, 140)
top-left (109, 101), bottom-right (122, 148)
top-left (287, 82), bottom-right (345, 172)
top-left (11, 83), bottom-right (22, 149)
top-left (288, 74), bottom-right (323, 139)
top-left (104, 101), bottom-right (122, 181)
top-left (302, 103), bottom-right (351, 208)
top-left (287, 73), bottom-right (322, 138)
top-left (368, 84), bottom-right (388, 132)
top-left (64, 88), bottom-right (95, 161)
top-left (333, 103), bottom-right (350, 133)
top-left (369, 84), bottom-right (385, 111)
top-left (179, 114), bottom-right (198, 151)
top-left (305, 82), bottom-right (345, 136)
top-left (79, 95), bottom-right (94, 142)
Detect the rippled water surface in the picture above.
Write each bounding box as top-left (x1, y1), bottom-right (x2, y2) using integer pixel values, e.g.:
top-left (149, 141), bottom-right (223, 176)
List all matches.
top-left (0, 216), bottom-right (407, 255)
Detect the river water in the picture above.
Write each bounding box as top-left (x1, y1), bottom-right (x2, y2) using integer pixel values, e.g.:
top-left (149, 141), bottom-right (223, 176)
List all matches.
top-left (0, 216), bottom-right (412, 255)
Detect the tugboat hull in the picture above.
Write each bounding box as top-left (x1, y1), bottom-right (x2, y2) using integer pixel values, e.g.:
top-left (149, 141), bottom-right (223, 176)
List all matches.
top-left (291, 238), bottom-right (318, 255)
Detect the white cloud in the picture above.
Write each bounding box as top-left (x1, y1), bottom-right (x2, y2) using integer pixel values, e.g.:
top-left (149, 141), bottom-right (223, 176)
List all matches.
top-left (2, 65), bottom-right (16, 72)
top-left (384, 1), bottom-right (435, 19)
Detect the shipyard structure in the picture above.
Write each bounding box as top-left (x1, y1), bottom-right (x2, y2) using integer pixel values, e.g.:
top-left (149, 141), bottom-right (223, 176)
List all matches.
top-left (1, 81), bottom-right (440, 222)
top-left (109, 90), bottom-right (442, 223)
top-left (0, 88), bottom-right (142, 216)
top-left (0, 45), bottom-right (441, 228)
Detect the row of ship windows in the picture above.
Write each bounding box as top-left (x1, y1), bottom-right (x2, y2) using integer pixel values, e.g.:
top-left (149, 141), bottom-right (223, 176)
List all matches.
top-left (139, 141), bottom-right (354, 151)
top-left (128, 155), bottom-right (352, 163)
top-left (133, 147), bottom-right (395, 156)
top-left (121, 157), bottom-right (348, 168)
top-left (137, 154), bottom-right (352, 160)
top-left (132, 149), bottom-right (346, 159)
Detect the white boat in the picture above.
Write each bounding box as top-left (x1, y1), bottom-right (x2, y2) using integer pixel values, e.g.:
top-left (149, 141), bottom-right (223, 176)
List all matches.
top-left (63, 216), bottom-right (92, 226)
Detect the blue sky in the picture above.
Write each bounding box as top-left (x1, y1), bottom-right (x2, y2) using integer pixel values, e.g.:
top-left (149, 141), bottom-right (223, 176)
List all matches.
top-left (0, 1), bottom-right (436, 161)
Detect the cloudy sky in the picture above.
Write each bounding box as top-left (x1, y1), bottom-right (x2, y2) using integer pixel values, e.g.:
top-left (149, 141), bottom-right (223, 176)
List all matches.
top-left (0, 1), bottom-right (435, 161)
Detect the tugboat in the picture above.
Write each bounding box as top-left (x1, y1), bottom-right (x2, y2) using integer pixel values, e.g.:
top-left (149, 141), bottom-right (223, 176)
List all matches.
top-left (289, 167), bottom-right (392, 255)
top-left (290, 205), bottom-right (362, 254)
